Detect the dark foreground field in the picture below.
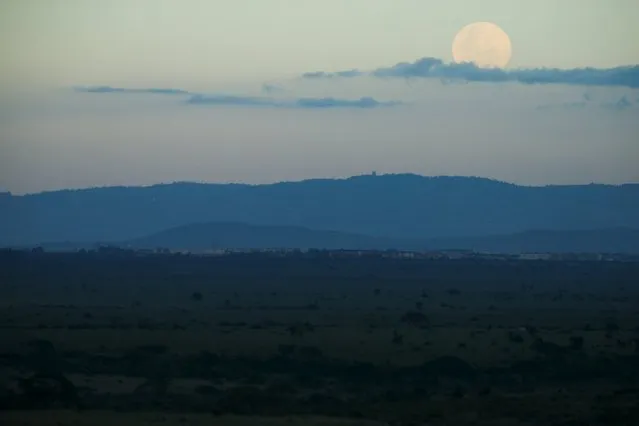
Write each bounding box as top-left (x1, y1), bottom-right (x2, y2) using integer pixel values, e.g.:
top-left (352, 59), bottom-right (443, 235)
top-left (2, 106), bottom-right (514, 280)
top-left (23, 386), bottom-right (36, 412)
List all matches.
top-left (1, 250), bottom-right (638, 425)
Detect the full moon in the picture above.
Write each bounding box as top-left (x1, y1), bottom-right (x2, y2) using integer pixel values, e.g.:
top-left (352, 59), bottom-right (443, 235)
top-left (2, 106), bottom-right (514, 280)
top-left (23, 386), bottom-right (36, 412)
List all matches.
top-left (452, 22), bottom-right (512, 69)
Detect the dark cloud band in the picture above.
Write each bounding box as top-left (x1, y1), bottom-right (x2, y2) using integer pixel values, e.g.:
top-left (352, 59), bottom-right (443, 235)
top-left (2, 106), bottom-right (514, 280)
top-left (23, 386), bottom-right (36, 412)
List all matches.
top-left (188, 94), bottom-right (400, 109)
top-left (303, 57), bottom-right (639, 88)
top-left (74, 87), bottom-right (401, 109)
top-left (74, 86), bottom-right (190, 95)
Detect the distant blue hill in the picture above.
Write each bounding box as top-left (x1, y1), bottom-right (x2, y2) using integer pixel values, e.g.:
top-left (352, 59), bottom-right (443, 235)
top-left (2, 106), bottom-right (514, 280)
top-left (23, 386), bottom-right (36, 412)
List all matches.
top-left (1, 174), bottom-right (638, 247)
top-left (123, 222), bottom-right (399, 251)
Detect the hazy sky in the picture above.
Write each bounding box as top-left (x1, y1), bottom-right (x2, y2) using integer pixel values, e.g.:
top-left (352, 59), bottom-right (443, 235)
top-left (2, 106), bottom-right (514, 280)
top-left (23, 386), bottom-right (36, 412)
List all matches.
top-left (1, 0), bottom-right (638, 193)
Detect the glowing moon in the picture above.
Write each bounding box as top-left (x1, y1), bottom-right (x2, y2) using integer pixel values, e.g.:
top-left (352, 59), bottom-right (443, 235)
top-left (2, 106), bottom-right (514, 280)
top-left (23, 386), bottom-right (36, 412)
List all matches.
top-left (452, 22), bottom-right (512, 69)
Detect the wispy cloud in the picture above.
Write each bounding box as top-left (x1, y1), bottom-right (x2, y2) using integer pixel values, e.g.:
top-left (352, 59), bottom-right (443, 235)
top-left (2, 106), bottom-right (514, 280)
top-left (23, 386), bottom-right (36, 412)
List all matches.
top-left (73, 86), bottom-right (401, 109)
top-left (74, 86), bottom-right (190, 95)
top-left (261, 83), bottom-right (286, 94)
top-left (303, 69), bottom-right (366, 79)
top-left (187, 94), bottom-right (400, 109)
top-left (187, 94), bottom-right (277, 107)
top-left (302, 57), bottom-right (639, 88)
top-left (295, 96), bottom-right (400, 108)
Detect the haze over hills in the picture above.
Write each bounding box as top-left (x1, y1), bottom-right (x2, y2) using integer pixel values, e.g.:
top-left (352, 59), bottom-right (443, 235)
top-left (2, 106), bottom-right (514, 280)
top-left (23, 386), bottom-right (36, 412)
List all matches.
top-left (143, 225), bottom-right (639, 254)
top-left (123, 222), bottom-right (399, 251)
top-left (32, 223), bottom-right (639, 254)
top-left (424, 228), bottom-right (639, 254)
top-left (1, 174), bottom-right (638, 249)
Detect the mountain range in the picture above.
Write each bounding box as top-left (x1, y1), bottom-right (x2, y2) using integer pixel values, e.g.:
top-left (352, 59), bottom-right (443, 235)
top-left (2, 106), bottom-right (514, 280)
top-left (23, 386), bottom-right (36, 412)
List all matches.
top-left (1, 174), bottom-right (638, 252)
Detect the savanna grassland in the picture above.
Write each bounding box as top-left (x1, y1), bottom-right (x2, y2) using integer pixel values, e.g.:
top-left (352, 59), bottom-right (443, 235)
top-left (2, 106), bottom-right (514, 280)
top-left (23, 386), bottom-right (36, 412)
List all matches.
top-left (1, 249), bottom-right (638, 425)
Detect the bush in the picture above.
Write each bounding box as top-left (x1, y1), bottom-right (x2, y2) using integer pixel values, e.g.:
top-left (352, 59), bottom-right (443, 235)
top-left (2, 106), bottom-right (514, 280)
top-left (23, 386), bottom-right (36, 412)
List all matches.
top-left (570, 336), bottom-right (584, 350)
top-left (400, 311), bottom-right (430, 328)
top-left (508, 331), bottom-right (524, 343)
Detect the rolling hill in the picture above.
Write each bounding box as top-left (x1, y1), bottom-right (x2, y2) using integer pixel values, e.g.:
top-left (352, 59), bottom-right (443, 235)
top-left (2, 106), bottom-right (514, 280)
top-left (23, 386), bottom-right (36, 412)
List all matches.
top-left (123, 222), bottom-right (399, 251)
top-left (1, 174), bottom-right (638, 247)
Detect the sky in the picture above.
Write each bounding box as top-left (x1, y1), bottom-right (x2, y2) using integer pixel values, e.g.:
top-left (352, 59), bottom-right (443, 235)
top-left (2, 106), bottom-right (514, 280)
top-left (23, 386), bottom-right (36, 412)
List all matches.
top-left (1, 0), bottom-right (638, 194)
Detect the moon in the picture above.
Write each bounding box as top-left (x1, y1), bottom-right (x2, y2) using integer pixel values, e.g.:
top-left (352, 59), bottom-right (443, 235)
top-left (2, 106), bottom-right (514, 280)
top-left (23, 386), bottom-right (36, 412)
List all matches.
top-left (452, 22), bottom-right (512, 69)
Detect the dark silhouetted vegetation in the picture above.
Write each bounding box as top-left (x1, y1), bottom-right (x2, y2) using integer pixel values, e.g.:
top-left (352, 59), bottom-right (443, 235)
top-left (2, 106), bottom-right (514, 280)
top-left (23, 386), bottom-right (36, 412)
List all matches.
top-left (0, 250), bottom-right (638, 425)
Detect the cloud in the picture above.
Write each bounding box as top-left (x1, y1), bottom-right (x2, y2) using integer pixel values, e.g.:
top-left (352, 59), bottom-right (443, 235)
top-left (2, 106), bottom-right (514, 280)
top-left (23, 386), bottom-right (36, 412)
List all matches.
top-left (74, 86), bottom-right (190, 95)
top-left (187, 94), bottom-right (277, 107)
top-left (302, 57), bottom-right (639, 88)
top-left (187, 94), bottom-right (400, 109)
top-left (372, 57), bottom-right (445, 79)
top-left (261, 83), bottom-right (286, 94)
top-left (302, 69), bottom-right (366, 79)
top-left (295, 96), bottom-right (399, 108)
top-left (73, 86), bottom-right (401, 109)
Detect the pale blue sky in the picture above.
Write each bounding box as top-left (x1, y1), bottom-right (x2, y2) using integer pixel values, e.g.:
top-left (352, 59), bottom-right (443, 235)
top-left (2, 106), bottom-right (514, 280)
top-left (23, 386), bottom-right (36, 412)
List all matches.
top-left (1, 0), bottom-right (638, 193)
top-left (2, 0), bottom-right (638, 88)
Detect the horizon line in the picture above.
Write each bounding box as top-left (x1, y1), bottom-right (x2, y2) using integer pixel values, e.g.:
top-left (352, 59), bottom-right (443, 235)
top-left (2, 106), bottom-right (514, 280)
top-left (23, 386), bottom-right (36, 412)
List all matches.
top-left (6, 172), bottom-right (638, 197)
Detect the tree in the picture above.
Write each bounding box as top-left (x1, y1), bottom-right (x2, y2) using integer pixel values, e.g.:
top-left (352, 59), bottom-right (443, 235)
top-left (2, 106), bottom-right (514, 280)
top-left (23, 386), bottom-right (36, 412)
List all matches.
top-left (27, 339), bottom-right (61, 376)
top-left (507, 331), bottom-right (524, 343)
top-left (400, 311), bottom-right (430, 328)
top-left (20, 340), bottom-right (79, 408)
top-left (569, 336), bottom-right (584, 350)
top-left (288, 322), bottom-right (314, 338)
top-left (605, 320), bottom-right (620, 333)
top-left (392, 330), bottom-right (404, 345)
